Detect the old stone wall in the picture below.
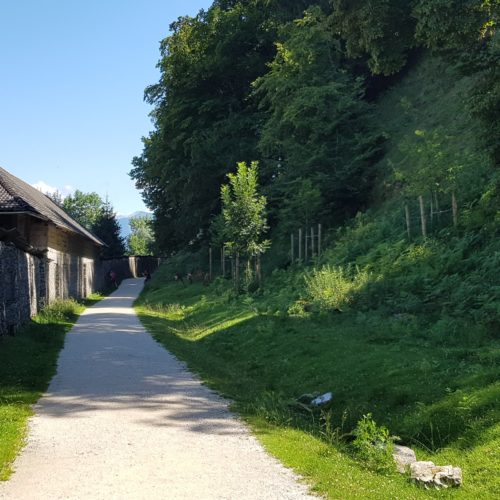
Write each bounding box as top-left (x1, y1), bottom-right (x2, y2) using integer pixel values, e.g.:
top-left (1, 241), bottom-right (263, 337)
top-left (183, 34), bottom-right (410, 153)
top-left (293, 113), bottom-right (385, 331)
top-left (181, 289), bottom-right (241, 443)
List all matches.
top-left (0, 241), bottom-right (163, 335)
top-left (0, 242), bottom-right (45, 335)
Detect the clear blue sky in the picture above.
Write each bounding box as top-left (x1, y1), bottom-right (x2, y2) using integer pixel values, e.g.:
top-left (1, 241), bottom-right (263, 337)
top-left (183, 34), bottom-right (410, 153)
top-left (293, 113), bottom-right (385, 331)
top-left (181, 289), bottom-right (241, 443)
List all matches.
top-left (0, 0), bottom-right (212, 215)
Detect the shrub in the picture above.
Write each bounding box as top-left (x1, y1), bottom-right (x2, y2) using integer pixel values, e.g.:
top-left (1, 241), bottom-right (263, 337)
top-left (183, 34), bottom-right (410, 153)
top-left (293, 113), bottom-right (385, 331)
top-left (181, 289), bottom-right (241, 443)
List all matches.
top-left (353, 413), bottom-right (397, 473)
top-left (305, 265), bottom-right (371, 311)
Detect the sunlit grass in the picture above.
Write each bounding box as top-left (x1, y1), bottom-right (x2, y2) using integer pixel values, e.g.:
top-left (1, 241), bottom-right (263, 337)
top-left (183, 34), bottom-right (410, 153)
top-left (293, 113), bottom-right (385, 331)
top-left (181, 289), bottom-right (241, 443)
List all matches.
top-left (136, 272), bottom-right (500, 499)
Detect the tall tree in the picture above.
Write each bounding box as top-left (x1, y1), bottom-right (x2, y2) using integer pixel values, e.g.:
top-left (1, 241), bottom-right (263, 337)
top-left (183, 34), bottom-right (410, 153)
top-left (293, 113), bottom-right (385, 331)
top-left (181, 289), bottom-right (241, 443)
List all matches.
top-left (254, 7), bottom-right (381, 224)
top-left (91, 200), bottom-right (126, 258)
top-left (216, 161), bottom-right (269, 288)
top-left (131, 2), bottom-right (302, 253)
top-left (62, 190), bottom-right (104, 231)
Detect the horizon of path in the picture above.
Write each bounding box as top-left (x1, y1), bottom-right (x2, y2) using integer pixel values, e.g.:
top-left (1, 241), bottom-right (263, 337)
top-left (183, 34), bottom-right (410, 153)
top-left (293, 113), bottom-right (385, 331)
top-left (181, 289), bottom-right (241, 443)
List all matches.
top-left (0, 279), bottom-right (314, 500)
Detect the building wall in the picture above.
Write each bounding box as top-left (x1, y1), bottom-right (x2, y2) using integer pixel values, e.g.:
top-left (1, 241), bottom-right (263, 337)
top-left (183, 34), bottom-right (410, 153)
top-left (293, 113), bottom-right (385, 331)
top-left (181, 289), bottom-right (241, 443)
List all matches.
top-left (0, 241), bottom-right (45, 335)
top-left (0, 229), bottom-right (162, 335)
top-left (45, 224), bottom-right (102, 302)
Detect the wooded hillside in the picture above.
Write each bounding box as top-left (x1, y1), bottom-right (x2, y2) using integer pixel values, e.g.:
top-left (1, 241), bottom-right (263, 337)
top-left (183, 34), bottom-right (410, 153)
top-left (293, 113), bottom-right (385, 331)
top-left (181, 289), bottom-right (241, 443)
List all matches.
top-left (131, 0), bottom-right (499, 254)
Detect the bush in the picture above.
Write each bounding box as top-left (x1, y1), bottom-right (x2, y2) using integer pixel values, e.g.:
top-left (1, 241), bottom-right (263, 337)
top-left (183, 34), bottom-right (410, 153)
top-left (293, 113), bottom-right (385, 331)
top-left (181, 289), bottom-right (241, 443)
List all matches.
top-left (305, 265), bottom-right (371, 311)
top-left (35, 299), bottom-right (81, 324)
top-left (353, 414), bottom-right (397, 473)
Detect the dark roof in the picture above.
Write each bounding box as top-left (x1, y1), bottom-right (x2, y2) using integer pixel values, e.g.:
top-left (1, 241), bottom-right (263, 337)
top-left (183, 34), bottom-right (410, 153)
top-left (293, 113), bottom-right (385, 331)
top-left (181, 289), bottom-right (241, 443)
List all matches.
top-left (0, 166), bottom-right (104, 246)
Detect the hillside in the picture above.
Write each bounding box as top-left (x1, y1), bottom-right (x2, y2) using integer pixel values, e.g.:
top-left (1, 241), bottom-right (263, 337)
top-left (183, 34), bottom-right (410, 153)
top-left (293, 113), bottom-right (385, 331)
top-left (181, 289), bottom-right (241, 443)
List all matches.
top-left (136, 52), bottom-right (499, 498)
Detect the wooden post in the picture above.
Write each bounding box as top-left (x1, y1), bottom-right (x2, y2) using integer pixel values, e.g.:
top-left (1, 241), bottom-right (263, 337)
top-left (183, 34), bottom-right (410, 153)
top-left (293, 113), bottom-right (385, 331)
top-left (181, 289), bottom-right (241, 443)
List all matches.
top-left (405, 204), bottom-right (411, 239)
top-left (318, 223), bottom-right (322, 257)
top-left (452, 191), bottom-right (458, 227)
top-left (221, 247), bottom-right (225, 276)
top-left (235, 253), bottom-right (240, 292)
top-left (434, 191), bottom-right (440, 226)
top-left (419, 195), bottom-right (427, 238)
top-left (256, 255), bottom-right (262, 287)
top-left (209, 247), bottom-right (213, 281)
top-left (291, 233), bottom-right (294, 263)
top-left (430, 193), bottom-right (434, 229)
top-left (311, 227), bottom-right (315, 257)
top-left (305, 230), bottom-right (308, 263)
top-left (298, 229), bottom-right (302, 261)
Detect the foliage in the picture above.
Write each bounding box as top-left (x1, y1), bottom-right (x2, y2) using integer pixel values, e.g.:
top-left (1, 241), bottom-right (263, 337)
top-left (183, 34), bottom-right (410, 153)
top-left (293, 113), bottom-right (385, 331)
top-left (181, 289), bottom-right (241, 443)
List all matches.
top-left (136, 262), bottom-right (500, 498)
top-left (254, 7), bottom-right (381, 224)
top-left (130, 2), bottom-right (280, 253)
top-left (62, 190), bottom-right (104, 231)
top-left (131, 0), bottom-right (498, 253)
top-left (330, 0), bottom-right (416, 75)
top-left (305, 265), bottom-right (371, 312)
top-left (127, 215), bottom-right (155, 256)
top-left (92, 199), bottom-right (126, 258)
top-left (353, 414), bottom-right (396, 473)
top-left (218, 161), bottom-right (270, 259)
top-left (62, 192), bottom-right (125, 257)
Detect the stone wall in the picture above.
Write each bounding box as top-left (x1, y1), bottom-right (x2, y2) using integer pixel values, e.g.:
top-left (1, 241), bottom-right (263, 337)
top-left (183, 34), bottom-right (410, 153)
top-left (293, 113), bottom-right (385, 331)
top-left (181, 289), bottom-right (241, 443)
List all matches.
top-left (0, 242), bottom-right (45, 335)
top-left (0, 241), bottom-right (163, 336)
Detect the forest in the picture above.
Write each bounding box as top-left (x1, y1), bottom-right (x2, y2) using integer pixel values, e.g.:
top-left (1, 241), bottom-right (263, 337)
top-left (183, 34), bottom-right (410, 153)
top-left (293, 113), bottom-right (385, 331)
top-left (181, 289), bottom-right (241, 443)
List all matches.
top-left (130, 1), bottom-right (499, 497)
top-left (131, 0), bottom-right (499, 254)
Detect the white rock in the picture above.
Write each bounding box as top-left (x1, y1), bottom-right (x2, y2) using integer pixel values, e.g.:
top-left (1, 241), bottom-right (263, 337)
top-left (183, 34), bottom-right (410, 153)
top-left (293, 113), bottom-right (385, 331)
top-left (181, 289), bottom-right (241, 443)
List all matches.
top-left (393, 445), bottom-right (417, 473)
top-left (410, 461), bottom-right (462, 489)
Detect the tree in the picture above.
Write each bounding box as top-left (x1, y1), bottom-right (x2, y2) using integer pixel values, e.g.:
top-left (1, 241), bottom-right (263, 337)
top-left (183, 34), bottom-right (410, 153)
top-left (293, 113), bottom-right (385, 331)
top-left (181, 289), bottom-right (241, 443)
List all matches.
top-left (127, 216), bottom-right (155, 256)
top-left (253, 7), bottom-right (381, 224)
top-left (62, 190), bottom-right (104, 231)
top-left (330, 0), bottom-right (416, 75)
top-left (217, 161), bottom-right (269, 289)
top-left (92, 200), bottom-right (126, 258)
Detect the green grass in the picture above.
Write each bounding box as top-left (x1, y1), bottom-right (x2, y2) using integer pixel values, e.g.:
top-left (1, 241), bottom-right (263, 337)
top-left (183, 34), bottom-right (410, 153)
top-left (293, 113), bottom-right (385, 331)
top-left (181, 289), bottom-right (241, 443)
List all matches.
top-left (0, 292), bottom-right (105, 480)
top-left (136, 268), bottom-right (499, 499)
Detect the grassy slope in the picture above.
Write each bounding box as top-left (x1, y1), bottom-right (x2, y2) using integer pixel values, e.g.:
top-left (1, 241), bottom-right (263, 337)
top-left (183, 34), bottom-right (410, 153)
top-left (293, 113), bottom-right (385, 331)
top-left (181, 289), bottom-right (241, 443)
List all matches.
top-left (136, 55), bottom-right (499, 498)
top-left (137, 279), bottom-right (498, 499)
top-left (0, 294), bottom-right (104, 480)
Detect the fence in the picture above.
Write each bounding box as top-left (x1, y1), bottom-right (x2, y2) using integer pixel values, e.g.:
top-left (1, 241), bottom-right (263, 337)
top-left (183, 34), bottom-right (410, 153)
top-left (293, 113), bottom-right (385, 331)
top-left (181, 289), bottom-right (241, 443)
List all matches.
top-left (404, 191), bottom-right (458, 239)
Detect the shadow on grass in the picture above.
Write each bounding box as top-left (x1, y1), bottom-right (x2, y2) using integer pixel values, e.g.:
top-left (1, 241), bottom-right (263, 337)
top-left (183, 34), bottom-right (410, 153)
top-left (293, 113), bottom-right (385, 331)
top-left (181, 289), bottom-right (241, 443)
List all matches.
top-left (137, 296), bottom-right (500, 453)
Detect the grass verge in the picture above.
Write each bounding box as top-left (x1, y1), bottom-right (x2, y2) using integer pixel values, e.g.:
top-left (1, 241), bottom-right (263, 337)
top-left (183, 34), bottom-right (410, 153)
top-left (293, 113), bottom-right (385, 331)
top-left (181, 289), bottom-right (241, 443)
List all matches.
top-left (136, 270), bottom-right (499, 499)
top-left (0, 292), bottom-right (105, 480)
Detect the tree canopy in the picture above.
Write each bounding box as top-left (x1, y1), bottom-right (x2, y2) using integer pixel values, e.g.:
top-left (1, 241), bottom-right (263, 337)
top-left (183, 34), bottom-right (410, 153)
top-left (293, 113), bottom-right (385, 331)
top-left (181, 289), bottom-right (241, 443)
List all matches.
top-left (131, 0), bottom-right (499, 254)
top-left (62, 191), bottom-right (125, 258)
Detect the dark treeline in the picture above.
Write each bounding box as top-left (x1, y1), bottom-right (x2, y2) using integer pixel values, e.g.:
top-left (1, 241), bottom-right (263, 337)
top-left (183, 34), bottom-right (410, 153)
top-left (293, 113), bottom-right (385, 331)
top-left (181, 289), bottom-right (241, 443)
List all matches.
top-left (131, 0), bottom-right (499, 254)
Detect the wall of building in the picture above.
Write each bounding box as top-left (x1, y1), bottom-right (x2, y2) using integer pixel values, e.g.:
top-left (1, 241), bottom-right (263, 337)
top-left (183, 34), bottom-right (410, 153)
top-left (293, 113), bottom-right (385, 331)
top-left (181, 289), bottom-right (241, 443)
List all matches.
top-left (0, 241), bottom-right (45, 335)
top-left (0, 237), bottom-right (163, 336)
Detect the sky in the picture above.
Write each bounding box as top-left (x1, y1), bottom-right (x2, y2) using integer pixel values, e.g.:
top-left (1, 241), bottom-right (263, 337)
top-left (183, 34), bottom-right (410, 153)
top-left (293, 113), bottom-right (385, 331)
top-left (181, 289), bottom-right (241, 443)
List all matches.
top-left (0, 0), bottom-right (212, 215)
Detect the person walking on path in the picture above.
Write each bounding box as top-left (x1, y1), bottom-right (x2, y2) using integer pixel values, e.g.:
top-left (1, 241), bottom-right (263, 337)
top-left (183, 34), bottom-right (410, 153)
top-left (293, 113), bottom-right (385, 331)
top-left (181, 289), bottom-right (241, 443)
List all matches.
top-left (0, 279), bottom-right (314, 500)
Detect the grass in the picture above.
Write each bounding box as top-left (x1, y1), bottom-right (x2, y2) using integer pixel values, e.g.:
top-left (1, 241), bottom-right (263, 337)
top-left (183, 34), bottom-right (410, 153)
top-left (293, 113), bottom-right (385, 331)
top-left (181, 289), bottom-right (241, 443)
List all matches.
top-left (136, 267), bottom-right (499, 499)
top-left (0, 292), bottom-right (105, 480)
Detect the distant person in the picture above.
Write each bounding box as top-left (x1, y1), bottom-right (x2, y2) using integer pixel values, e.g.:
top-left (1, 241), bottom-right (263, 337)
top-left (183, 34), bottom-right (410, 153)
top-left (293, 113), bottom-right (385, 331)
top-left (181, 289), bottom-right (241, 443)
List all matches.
top-left (109, 270), bottom-right (118, 288)
top-left (144, 270), bottom-right (152, 283)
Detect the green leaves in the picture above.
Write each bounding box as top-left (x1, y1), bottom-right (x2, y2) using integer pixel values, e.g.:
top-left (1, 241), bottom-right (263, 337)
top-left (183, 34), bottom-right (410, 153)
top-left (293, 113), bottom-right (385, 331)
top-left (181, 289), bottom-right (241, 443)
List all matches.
top-left (219, 161), bottom-right (270, 257)
top-left (127, 216), bottom-right (155, 256)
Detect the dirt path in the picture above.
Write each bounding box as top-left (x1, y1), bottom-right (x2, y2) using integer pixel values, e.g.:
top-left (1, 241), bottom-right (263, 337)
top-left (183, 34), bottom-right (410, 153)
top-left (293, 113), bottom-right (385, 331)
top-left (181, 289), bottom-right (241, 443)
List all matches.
top-left (0, 279), bottom-right (314, 499)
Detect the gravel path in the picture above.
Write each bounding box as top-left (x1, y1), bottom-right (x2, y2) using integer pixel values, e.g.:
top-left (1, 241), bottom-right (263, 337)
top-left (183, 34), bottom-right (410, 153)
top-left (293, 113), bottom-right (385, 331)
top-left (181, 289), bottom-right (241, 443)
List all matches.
top-left (0, 279), bottom-right (315, 500)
